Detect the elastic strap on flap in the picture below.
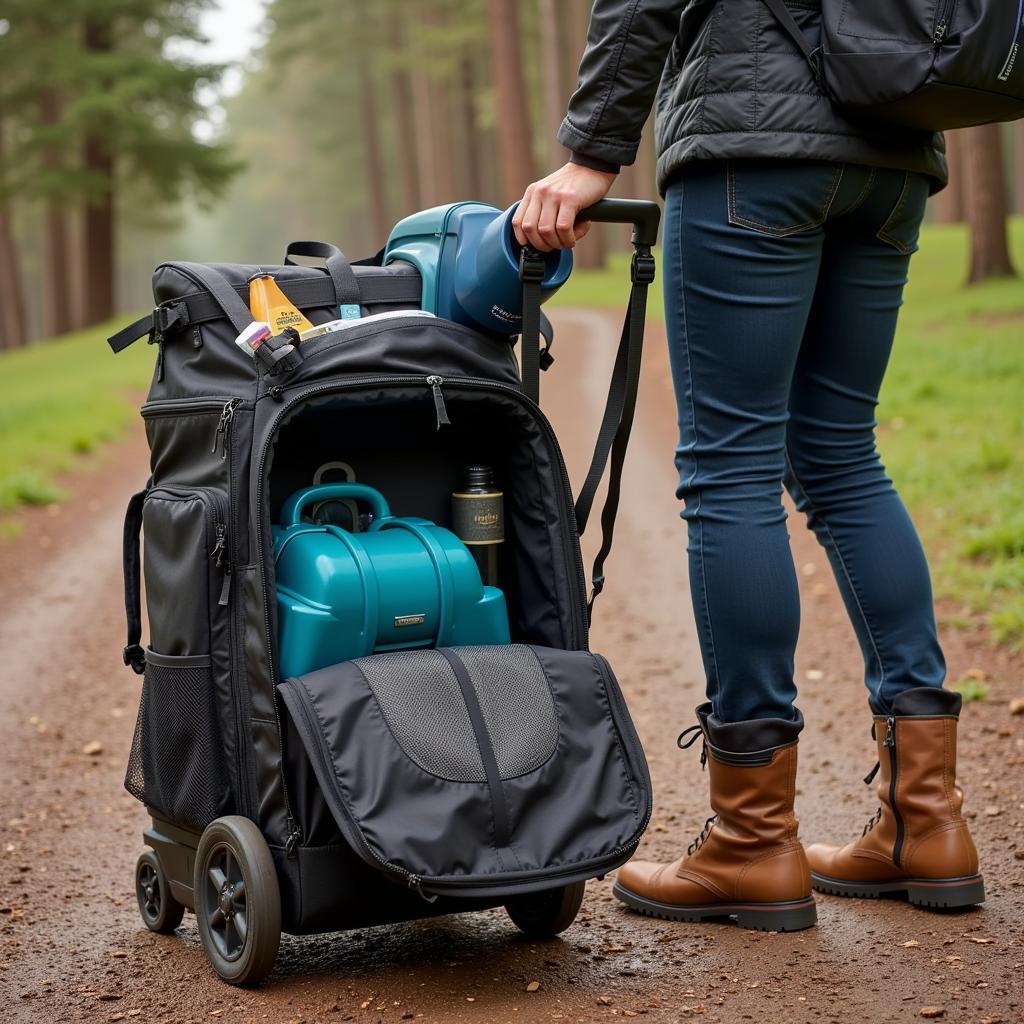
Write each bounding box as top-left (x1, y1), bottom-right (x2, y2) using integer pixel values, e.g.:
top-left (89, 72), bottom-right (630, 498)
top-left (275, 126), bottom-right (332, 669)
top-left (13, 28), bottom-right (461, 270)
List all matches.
top-left (122, 486), bottom-right (149, 674)
top-left (284, 240), bottom-right (362, 309)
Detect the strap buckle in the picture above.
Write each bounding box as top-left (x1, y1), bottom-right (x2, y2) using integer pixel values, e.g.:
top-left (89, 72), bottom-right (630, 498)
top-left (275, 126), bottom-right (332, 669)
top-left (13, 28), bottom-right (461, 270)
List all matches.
top-left (518, 246), bottom-right (546, 284)
top-left (123, 643), bottom-right (146, 675)
top-left (150, 302), bottom-right (185, 345)
top-left (630, 247), bottom-right (656, 285)
top-left (587, 575), bottom-right (606, 611)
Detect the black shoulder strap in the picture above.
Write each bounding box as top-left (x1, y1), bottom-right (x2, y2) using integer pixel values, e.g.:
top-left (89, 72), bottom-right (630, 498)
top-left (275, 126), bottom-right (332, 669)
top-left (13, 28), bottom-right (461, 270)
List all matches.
top-left (122, 486), bottom-right (149, 675)
top-left (284, 240), bottom-right (362, 311)
top-left (760, 0), bottom-right (824, 84)
top-left (175, 261), bottom-right (255, 335)
top-left (518, 242), bottom-right (655, 618)
top-left (573, 249), bottom-right (653, 616)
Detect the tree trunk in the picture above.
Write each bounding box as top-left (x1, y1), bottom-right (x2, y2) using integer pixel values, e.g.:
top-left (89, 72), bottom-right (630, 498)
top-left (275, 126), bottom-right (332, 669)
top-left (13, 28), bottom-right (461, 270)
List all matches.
top-left (388, 11), bottom-right (421, 216)
top-left (539, 0), bottom-right (568, 168)
top-left (458, 55), bottom-right (485, 201)
top-left (41, 89), bottom-right (74, 336)
top-left (566, 0), bottom-right (606, 269)
top-left (934, 128), bottom-right (966, 224)
top-left (357, 54), bottom-right (390, 242)
top-left (487, 0), bottom-right (537, 205)
top-left (963, 123), bottom-right (1016, 283)
top-left (0, 121), bottom-right (28, 349)
top-left (81, 18), bottom-right (115, 325)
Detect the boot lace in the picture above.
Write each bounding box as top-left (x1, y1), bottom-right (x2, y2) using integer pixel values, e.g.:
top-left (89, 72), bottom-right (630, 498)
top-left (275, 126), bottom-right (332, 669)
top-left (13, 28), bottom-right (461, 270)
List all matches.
top-left (687, 814), bottom-right (718, 856)
top-left (861, 806), bottom-right (882, 836)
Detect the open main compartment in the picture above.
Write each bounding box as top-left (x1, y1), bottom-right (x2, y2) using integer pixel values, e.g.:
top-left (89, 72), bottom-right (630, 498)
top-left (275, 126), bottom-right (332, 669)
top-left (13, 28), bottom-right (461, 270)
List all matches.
top-left (262, 382), bottom-right (588, 656)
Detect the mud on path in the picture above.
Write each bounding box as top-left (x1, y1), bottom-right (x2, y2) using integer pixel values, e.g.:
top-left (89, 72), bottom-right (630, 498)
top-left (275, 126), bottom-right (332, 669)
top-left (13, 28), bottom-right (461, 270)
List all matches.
top-left (1, 310), bottom-right (1022, 1024)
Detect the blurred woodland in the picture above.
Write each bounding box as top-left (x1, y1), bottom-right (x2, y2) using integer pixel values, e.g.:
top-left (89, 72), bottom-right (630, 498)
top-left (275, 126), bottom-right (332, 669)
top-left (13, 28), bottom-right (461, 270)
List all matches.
top-left (1, 0), bottom-right (1022, 347)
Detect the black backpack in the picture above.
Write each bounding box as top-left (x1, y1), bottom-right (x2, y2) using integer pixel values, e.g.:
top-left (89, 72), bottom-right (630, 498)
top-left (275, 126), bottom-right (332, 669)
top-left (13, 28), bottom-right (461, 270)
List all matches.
top-left (763, 0), bottom-right (1024, 130)
top-left (109, 205), bottom-right (658, 983)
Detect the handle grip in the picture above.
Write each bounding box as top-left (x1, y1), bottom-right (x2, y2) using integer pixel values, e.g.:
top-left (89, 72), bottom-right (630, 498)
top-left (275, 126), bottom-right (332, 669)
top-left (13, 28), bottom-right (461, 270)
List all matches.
top-left (577, 199), bottom-right (661, 248)
top-left (281, 484), bottom-right (391, 527)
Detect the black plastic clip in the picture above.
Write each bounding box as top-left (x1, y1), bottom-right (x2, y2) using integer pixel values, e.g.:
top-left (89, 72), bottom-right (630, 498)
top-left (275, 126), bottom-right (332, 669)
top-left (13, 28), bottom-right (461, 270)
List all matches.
top-left (630, 247), bottom-right (656, 285)
top-left (123, 644), bottom-right (146, 676)
top-left (518, 246), bottom-right (546, 283)
top-left (587, 575), bottom-right (606, 615)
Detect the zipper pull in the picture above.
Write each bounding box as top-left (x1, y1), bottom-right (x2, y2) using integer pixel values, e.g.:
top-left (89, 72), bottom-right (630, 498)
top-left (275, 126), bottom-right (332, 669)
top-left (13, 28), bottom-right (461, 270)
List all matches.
top-left (884, 717), bottom-right (895, 748)
top-left (426, 375), bottom-right (450, 429)
top-left (285, 821), bottom-right (302, 860)
top-left (211, 399), bottom-right (240, 456)
top-left (407, 874), bottom-right (439, 904)
top-left (212, 522), bottom-right (228, 569)
top-left (863, 760), bottom-right (880, 785)
top-left (933, 19), bottom-right (947, 43)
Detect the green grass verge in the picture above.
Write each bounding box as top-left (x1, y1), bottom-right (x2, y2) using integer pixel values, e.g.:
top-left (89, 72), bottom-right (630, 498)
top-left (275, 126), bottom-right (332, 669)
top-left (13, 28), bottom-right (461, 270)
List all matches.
top-left (0, 317), bottom-right (152, 513)
top-left (557, 220), bottom-right (1024, 649)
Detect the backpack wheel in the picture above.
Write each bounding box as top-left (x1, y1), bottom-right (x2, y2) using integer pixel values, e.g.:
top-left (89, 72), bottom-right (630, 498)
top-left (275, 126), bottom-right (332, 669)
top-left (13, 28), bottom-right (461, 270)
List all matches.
top-left (194, 816), bottom-right (281, 986)
top-left (135, 849), bottom-right (185, 934)
top-left (505, 880), bottom-right (586, 937)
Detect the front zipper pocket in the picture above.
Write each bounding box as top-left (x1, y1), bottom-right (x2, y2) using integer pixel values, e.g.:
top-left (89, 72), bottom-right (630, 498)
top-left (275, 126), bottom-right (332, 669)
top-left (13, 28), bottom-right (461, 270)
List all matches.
top-left (124, 486), bottom-right (234, 829)
top-left (277, 644), bottom-right (651, 899)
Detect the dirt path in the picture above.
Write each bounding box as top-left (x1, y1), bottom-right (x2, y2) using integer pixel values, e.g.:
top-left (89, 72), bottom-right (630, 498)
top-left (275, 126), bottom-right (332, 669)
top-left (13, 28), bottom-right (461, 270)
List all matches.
top-left (2, 310), bottom-right (1021, 1024)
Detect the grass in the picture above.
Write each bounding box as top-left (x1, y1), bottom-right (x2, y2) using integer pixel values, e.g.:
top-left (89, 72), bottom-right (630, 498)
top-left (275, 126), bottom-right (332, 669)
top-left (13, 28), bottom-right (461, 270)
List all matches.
top-left (556, 219), bottom-right (1024, 649)
top-left (0, 316), bottom-right (152, 514)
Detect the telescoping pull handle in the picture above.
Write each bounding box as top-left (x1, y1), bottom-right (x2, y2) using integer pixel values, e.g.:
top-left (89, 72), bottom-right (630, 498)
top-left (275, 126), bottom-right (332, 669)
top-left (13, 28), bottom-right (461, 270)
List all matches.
top-left (281, 484), bottom-right (392, 527)
top-left (576, 198), bottom-right (662, 248)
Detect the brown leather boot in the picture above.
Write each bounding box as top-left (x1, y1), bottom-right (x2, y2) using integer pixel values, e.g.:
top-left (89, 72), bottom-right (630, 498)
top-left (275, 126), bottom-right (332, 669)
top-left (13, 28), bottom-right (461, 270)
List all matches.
top-left (613, 705), bottom-right (816, 931)
top-left (807, 686), bottom-right (984, 909)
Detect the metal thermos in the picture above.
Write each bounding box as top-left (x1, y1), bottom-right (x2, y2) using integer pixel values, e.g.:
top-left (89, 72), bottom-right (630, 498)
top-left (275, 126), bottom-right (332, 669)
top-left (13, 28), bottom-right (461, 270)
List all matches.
top-left (452, 465), bottom-right (504, 588)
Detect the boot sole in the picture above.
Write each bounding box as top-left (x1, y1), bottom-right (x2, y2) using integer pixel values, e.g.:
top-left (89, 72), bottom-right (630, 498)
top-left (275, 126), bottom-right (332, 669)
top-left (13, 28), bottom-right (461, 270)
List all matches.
top-left (612, 882), bottom-right (817, 931)
top-left (811, 871), bottom-right (985, 909)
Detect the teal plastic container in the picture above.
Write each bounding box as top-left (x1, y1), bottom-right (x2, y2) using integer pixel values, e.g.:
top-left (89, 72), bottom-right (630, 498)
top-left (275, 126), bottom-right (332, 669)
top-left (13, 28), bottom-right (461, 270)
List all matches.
top-left (273, 484), bottom-right (510, 678)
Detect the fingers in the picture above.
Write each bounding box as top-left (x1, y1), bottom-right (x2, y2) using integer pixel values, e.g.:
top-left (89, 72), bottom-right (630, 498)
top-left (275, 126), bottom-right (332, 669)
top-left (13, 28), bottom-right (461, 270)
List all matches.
top-left (512, 184), bottom-right (534, 246)
top-left (573, 220), bottom-right (591, 242)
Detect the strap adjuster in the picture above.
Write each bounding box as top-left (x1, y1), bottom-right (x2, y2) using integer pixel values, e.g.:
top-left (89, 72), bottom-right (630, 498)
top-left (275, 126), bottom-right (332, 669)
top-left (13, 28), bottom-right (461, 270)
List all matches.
top-left (519, 246), bottom-right (547, 284)
top-left (630, 248), bottom-right (656, 285)
top-left (123, 644), bottom-right (146, 675)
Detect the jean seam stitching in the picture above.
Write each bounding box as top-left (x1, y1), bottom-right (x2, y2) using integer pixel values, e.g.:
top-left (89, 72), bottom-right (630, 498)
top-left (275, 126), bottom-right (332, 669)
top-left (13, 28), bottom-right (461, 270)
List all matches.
top-left (834, 166), bottom-right (876, 218)
top-left (877, 171), bottom-right (915, 254)
top-left (727, 163), bottom-right (843, 236)
top-left (784, 452), bottom-right (889, 700)
top-left (676, 183), bottom-right (721, 695)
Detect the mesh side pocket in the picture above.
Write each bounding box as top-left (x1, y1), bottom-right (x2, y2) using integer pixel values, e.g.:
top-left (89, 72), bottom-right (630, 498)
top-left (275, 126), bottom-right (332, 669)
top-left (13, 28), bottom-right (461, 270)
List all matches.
top-left (355, 650), bottom-right (486, 782)
top-left (123, 649), bottom-right (229, 830)
top-left (456, 645), bottom-right (559, 779)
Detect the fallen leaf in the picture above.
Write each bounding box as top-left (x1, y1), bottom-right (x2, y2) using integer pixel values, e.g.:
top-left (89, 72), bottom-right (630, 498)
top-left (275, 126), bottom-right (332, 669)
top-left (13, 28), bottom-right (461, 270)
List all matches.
top-left (901, 939), bottom-right (920, 947)
top-left (919, 1009), bottom-right (945, 1019)
top-left (596, 996), bottom-right (613, 1006)
top-left (82, 741), bottom-right (103, 757)
top-left (526, 981), bottom-right (541, 993)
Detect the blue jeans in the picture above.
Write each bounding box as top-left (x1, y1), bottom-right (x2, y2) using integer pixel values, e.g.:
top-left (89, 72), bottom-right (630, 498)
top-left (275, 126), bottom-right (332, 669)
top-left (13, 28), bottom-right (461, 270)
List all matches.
top-left (663, 160), bottom-right (944, 723)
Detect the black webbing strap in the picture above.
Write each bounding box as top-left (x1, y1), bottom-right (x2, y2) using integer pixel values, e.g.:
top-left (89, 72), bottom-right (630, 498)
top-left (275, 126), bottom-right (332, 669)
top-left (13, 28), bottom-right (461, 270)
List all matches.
top-left (284, 240), bottom-right (361, 310)
top-left (574, 249), bottom-right (654, 616)
top-left (175, 261), bottom-right (255, 335)
top-left (122, 486), bottom-right (149, 675)
top-left (759, 0), bottom-right (824, 86)
top-left (106, 272), bottom-right (423, 353)
top-left (518, 242), bottom-right (655, 618)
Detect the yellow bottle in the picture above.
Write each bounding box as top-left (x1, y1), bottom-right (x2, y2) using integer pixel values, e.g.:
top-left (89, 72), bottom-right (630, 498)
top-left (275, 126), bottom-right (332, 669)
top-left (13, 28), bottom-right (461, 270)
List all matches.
top-left (248, 274), bottom-right (313, 334)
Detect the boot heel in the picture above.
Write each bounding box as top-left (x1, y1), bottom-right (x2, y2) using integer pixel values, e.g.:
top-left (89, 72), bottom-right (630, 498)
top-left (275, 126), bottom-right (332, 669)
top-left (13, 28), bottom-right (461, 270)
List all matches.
top-left (733, 898), bottom-right (817, 932)
top-left (907, 875), bottom-right (985, 910)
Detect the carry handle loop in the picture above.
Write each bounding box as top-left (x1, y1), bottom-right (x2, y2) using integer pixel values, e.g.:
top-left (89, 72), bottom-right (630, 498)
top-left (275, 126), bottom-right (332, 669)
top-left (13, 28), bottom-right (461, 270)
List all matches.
top-left (280, 483), bottom-right (392, 527)
top-left (122, 486), bottom-right (149, 675)
top-left (284, 240), bottom-right (362, 312)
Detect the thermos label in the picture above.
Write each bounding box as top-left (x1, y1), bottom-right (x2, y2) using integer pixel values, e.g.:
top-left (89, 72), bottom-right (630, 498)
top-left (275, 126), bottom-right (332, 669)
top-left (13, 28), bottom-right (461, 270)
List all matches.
top-left (394, 613), bottom-right (427, 628)
top-left (452, 492), bottom-right (504, 545)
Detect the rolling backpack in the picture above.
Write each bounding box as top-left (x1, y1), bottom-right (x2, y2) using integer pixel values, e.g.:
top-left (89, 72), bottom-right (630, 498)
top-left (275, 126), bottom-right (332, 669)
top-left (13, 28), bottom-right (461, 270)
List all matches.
top-left (108, 204), bottom-right (659, 984)
top-left (762, 0), bottom-right (1024, 130)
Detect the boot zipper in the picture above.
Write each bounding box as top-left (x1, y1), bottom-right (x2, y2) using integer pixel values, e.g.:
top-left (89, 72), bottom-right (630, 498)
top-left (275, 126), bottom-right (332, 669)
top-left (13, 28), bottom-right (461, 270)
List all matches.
top-left (884, 716), bottom-right (904, 867)
top-left (426, 375), bottom-right (451, 429)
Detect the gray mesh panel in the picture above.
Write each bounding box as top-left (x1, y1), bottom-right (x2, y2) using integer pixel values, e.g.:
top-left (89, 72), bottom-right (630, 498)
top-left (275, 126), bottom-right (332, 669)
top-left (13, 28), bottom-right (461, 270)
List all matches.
top-left (355, 650), bottom-right (486, 782)
top-left (457, 645), bottom-right (559, 779)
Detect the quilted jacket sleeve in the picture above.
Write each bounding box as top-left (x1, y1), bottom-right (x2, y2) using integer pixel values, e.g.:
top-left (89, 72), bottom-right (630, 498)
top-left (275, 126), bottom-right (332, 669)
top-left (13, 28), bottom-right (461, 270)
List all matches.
top-left (556, 0), bottom-right (687, 170)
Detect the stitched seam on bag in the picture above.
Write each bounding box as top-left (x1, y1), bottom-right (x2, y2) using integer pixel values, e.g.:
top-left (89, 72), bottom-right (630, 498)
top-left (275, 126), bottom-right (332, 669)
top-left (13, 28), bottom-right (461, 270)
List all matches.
top-left (592, 657), bottom-right (640, 826)
top-left (727, 161), bottom-right (842, 236)
top-left (877, 171), bottom-right (916, 254)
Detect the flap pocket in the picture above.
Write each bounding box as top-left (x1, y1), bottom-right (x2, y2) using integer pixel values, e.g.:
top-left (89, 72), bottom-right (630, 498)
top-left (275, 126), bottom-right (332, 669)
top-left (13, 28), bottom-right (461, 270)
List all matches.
top-left (278, 645), bottom-right (651, 899)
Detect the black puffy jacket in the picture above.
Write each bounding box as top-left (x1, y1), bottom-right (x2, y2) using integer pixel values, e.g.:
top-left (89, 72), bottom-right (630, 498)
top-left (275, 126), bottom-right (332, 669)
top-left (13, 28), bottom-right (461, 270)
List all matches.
top-left (557, 0), bottom-right (947, 192)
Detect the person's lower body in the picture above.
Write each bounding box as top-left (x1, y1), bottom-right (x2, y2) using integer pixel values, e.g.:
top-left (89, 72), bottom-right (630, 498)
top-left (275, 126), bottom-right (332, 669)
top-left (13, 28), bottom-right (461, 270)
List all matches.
top-left (614, 160), bottom-right (981, 925)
